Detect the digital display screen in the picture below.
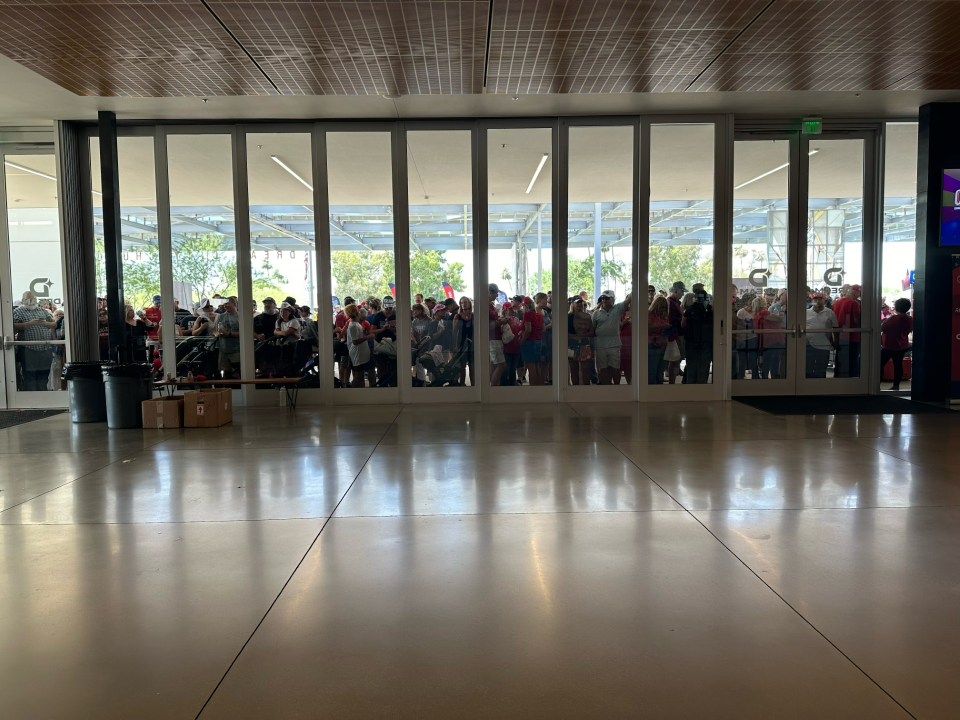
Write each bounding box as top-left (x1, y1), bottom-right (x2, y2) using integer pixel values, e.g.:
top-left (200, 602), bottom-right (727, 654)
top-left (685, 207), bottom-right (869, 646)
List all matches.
top-left (943, 169), bottom-right (960, 246)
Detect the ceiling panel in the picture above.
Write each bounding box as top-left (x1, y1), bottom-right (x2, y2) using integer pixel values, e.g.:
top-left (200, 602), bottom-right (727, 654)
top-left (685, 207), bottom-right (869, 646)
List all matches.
top-left (0, 0), bottom-right (958, 98)
top-left (0, 0), bottom-right (276, 96)
top-left (485, 0), bottom-right (771, 93)
top-left (207, 0), bottom-right (488, 95)
top-left (688, 0), bottom-right (960, 92)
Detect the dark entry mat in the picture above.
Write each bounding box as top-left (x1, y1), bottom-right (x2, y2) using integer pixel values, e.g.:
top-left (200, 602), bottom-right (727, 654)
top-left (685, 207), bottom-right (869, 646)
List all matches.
top-left (0, 409), bottom-right (68, 429)
top-left (733, 395), bottom-right (956, 415)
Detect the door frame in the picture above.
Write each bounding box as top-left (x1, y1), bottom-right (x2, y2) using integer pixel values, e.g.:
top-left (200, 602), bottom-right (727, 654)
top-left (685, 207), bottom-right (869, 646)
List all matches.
top-left (729, 122), bottom-right (882, 396)
top-left (0, 142), bottom-right (70, 409)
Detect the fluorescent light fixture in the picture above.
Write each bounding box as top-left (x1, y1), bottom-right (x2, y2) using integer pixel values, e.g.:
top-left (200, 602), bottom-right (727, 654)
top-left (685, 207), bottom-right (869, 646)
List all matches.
top-left (4, 159), bottom-right (103, 196)
top-left (734, 149), bottom-right (818, 191)
top-left (271, 155), bottom-right (313, 191)
top-left (525, 154), bottom-right (549, 194)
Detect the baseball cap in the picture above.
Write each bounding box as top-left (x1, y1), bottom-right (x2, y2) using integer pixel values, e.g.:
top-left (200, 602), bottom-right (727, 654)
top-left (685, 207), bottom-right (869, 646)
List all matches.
top-left (344, 296), bottom-right (355, 305)
top-left (262, 296), bottom-right (276, 304)
top-left (851, 284), bottom-right (861, 293)
top-left (810, 292), bottom-right (827, 299)
top-left (521, 296), bottom-right (533, 305)
top-left (488, 283), bottom-right (499, 293)
top-left (152, 295), bottom-right (162, 303)
top-left (670, 281), bottom-right (686, 292)
top-left (599, 290), bottom-right (615, 299)
top-left (382, 297), bottom-right (396, 308)
top-left (433, 304), bottom-right (447, 315)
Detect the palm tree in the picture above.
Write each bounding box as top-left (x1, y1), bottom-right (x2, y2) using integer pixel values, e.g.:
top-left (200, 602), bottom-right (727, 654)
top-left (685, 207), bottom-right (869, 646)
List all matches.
top-left (500, 268), bottom-right (512, 294)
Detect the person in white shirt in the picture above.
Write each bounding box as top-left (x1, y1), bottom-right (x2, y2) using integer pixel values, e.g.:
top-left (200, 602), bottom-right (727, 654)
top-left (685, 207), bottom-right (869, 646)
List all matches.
top-left (805, 292), bottom-right (838, 378)
top-left (344, 303), bottom-right (375, 388)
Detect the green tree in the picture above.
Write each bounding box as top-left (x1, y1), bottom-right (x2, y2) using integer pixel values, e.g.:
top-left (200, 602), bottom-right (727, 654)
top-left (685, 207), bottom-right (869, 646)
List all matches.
top-left (562, 253), bottom-right (631, 300)
top-left (105, 234), bottom-right (287, 310)
top-left (330, 249), bottom-right (466, 303)
top-left (648, 245), bottom-right (713, 294)
top-left (528, 269), bottom-right (552, 295)
top-left (409, 250), bottom-right (466, 299)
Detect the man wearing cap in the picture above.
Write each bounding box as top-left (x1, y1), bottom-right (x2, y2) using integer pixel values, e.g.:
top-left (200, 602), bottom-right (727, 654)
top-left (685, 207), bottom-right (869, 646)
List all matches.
top-left (213, 297), bottom-right (242, 379)
top-left (488, 283), bottom-right (506, 386)
top-left (254, 297), bottom-right (279, 341)
top-left (592, 289), bottom-right (632, 385)
top-left (427, 302), bottom-right (453, 351)
top-left (144, 295), bottom-right (162, 340)
top-left (805, 293), bottom-right (839, 378)
top-left (666, 281), bottom-right (686, 383)
top-left (831, 284), bottom-right (862, 378)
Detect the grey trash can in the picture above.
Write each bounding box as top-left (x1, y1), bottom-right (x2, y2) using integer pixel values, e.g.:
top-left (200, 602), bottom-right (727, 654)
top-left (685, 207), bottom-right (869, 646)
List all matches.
top-left (63, 361), bottom-right (110, 423)
top-left (102, 363), bottom-right (154, 429)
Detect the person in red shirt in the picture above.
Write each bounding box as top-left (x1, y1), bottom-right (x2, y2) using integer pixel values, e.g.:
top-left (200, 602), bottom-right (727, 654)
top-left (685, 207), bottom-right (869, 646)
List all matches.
top-left (334, 295), bottom-right (355, 385)
top-left (487, 283), bottom-right (506, 386)
top-left (518, 296), bottom-right (545, 386)
top-left (143, 295), bottom-right (162, 340)
top-left (831, 284), bottom-right (862, 378)
top-left (881, 298), bottom-right (913, 391)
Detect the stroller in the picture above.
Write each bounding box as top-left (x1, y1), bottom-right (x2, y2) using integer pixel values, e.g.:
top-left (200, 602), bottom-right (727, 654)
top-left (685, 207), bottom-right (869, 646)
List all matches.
top-left (176, 336), bottom-right (217, 378)
top-left (415, 339), bottom-right (472, 387)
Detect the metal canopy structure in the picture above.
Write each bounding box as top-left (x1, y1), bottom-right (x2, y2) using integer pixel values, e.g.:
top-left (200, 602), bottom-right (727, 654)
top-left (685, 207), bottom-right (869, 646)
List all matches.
top-left (90, 196), bottom-right (916, 253)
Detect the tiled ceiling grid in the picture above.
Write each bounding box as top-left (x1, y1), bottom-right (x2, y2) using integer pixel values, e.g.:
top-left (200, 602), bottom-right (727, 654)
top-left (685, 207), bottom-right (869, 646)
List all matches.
top-left (485, 0), bottom-right (772, 94)
top-left (0, 0), bottom-right (959, 97)
top-left (207, 0), bottom-right (488, 95)
top-left (688, 0), bottom-right (960, 92)
top-left (0, 0), bottom-right (277, 96)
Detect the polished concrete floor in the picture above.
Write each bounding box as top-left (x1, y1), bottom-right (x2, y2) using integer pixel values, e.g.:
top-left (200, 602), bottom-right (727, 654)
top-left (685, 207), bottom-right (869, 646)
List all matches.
top-left (1, 401), bottom-right (958, 718)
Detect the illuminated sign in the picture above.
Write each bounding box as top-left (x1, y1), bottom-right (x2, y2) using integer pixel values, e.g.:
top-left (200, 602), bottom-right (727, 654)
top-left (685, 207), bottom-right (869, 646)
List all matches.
top-left (943, 169), bottom-right (960, 246)
top-left (802, 117), bottom-right (822, 135)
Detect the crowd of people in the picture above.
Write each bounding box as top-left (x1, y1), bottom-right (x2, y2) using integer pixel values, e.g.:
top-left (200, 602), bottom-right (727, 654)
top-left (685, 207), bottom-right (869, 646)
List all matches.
top-left (10, 277), bottom-right (912, 394)
top-left (730, 282), bottom-right (913, 387)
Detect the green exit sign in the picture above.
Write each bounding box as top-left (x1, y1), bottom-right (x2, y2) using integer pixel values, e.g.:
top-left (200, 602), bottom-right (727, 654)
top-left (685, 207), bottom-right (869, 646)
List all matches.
top-left (802, 118), bottom-right (822, 135)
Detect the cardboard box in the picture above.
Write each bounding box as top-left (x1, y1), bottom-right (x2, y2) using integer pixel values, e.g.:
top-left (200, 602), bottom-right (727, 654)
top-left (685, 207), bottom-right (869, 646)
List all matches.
top-left (142, 397), bottom-right (184, 429)
top-left (183, 389), bottom-right (233, 428)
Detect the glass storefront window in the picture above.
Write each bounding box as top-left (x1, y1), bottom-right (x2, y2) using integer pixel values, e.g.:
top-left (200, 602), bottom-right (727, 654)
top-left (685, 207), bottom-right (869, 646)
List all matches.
top-left (487, 128), bottom-right (554, 388)
top-left (246, 132), bottom-right (317, 387)
top-left (567, 125), bottom-right (634, 386)
top-left (167, 134), bottom-right (240, 380)
top-left (880, 122), bottom-right (917, 392)
top-left (90, 136), bottom-right (158, 364)
top-left (4, 154), bottom-right (65, 391)
top-left (648, 124), bottom-right (714, 385)
top-left (326, 132), bottom-right (394, 390)
top-left (407, 130), bottom-right (474, 388)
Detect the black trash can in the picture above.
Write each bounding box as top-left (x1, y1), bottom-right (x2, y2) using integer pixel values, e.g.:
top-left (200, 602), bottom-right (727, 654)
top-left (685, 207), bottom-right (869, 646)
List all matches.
top-left (102, 364), bottom-right (154, 429)
top-left (63, 361), bottom-right (110, 423)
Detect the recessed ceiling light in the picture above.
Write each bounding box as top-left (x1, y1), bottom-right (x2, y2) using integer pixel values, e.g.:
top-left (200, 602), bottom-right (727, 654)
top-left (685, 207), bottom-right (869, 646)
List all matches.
top-left (383, 93), bottom-right (401, 100)
top-left (511, 96), bottom-right (519, 101)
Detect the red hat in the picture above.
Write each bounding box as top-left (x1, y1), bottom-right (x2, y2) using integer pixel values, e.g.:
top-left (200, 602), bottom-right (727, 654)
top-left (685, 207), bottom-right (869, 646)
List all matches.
top-left (522, 296), bottom-right (533, 305)
top-left (851, 284), bottom-right (861, 293)
top-left (810, 292), bottom-right (827, 299)
top-left (501, 301), bottom-right (512, 309)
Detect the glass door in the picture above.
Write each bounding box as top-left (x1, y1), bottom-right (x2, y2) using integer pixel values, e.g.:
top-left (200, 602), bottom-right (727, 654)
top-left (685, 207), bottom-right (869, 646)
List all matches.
top-left (798, 134), bottom-right (873, 394)
top-left (731, 136), bottom-right (796, 393)
top-left (0, 148), bottom-right (68, 408)
top-left (731, 130), bottom-right (876, 396)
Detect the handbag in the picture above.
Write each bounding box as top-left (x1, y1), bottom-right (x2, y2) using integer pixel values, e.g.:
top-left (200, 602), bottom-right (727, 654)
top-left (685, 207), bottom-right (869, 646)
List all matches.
top-left (664, 340), bottom-right (681, 362)
top-left (500, 323), bottom-right (514, 344)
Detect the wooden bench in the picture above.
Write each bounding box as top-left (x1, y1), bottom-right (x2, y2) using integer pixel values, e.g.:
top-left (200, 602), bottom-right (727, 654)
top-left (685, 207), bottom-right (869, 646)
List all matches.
top-left (155, 377), bottom-right (305, 409)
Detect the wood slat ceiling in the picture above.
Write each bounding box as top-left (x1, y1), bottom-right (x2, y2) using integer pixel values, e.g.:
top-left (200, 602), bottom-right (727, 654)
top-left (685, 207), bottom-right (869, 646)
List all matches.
top-left (0, 0), bottom-right (957, 97)
top-left (208, 0), bottom-right (488, 95)
top-left (0, 0), bottom-right (278, 96)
